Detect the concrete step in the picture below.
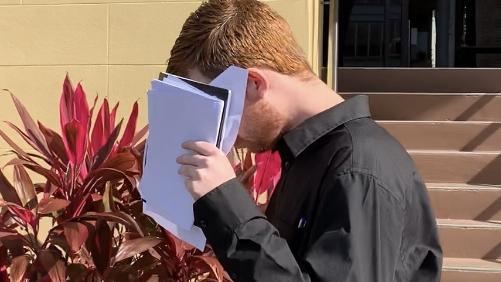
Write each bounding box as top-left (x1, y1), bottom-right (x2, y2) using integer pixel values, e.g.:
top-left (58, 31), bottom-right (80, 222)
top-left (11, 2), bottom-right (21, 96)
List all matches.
top-left (442, 258), bottom-right (501, 282)
top-left (380, 121), bottom-right (501, 151)
top-left (338, 68), bottom-right (501, 93)
top-left (342, 93), bottom-right (501, 121)
top-left (410, 151), bottom-right (501, 184)
top-left (428, 184), bottom-right (501, 221)
top-left (437, 219), bottom-right (501, 259)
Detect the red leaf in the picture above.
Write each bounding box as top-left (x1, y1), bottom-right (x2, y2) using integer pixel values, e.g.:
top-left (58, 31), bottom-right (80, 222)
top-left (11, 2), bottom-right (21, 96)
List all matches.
top-left (191, 255), bottom-right (225, 282)
top-left (91, 120), bottom-right (123, 170)
top-left (3, 158), bottom-right (32, 168)
top-left (78, 211), bottom-right (144, 236)
top-left (0, 169), bottom-right (22, 205)
top-left (74, 83), bottom-right (90, 129)
top-left (10, 93), bottom-right (50, 155)
top-left (39, 250), bottom-right (66, 282)
top-left (67, 264), bottom-right (94, 281)
top-left (24, 163), bottom-right (61, 188)
top-left (102, 101), bottom-right (115, 148)
top-left (109, 102), bottom-right (119, 135)
top-left (90, 193), bottom-right (103, 202)
top-left (88, 94), bottom-right (99, 124)
top-left (60, 74), bottom-right (75, 131)
top-left (118, 101), bottom-right (138, 149)
top-left (0, 228), bottom-right (19, 239)
top-left (38, 198), bottom-right (70, 214)
top-left (131, 125), bottom-right (148, 147)
top-left (10, 255), bottom-right (29, 282)
top-left (91, 99), bottom-right (109, 155)
top-left (253, 151), bottom-right (281, 197)
top-left (0, 128), bottom-right (31, 161)
top-left (64, 222), bottom-right (89, 252)
top-left (13, 165), bottom-right (36, 207)
top-left (7, 205), bottom-right (36, 229)
top-left (0, 245), bottom-right (8, 282)
top-left (108, 102), bottom-right (120, 128)
top-left (62, 120), bottom-right (86, 166)
top-left (87, 219), bottom-right (112, 275)
top-left (4, 121), bottom-right (51, 162)
top-left (38, 122), bottom-right (69, 165)
top-left (113, 237), bottom-right (161, 264)
top-left (101, 152), bottom-right (136, 172)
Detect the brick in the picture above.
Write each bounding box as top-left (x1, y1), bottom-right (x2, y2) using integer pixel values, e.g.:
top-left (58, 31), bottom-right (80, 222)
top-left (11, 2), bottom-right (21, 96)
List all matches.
top-left (0, 65), bottom-right (107, 148)
top-left (0, 4), bottom-right (107, 65)
top-left (109, 1), bottom-right (312, 65)
top-left (267, 0), bottom-right (311, 58)
top-left (23, 0), bottom-right (188, 4)
top-left (109, 2), bottom-right (201, 65)
top-left (0, 0), bottom-right (20, 5)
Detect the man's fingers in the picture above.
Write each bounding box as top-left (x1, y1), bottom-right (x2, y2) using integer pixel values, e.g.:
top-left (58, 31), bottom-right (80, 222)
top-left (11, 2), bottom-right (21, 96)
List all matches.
top-left (177, 165), bottom-right (201, 180)
top-left (176, 154), bottom-right (207, 167)
top-left (182, 141), bottom-right (218, 156)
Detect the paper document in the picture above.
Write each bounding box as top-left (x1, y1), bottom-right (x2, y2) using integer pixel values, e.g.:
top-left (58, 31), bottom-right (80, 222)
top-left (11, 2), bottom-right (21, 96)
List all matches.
top-left (140, 66), bottom-right (248, 250)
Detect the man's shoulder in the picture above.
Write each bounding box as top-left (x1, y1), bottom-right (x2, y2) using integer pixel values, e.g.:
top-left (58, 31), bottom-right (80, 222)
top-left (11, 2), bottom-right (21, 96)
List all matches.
top-left (323, 118), bottom-right (419, 197)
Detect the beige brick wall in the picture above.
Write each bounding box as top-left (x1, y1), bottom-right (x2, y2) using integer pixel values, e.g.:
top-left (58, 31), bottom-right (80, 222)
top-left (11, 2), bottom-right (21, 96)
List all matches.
top-left (0, 0), bottom-right (317, 160)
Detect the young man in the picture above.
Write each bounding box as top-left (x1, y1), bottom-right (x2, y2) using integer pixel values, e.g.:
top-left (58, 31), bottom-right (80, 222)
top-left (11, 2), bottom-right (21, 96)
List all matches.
top-left (171, 0), bottom-right (442, 281)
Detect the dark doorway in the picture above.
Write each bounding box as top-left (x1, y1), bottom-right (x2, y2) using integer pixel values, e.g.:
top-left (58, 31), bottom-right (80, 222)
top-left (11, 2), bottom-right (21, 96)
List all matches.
top-left (337, 0), bottom-right (501, 68)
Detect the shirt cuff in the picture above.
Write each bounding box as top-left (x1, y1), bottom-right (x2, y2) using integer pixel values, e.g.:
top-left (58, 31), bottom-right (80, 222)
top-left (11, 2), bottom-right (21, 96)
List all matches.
top-left (193, 178), bottom-right (264, 248)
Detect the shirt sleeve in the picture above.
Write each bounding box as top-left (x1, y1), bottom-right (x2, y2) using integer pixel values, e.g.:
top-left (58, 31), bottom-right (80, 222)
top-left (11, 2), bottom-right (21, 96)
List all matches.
top-left (193, 173), bottom-right (407, 282)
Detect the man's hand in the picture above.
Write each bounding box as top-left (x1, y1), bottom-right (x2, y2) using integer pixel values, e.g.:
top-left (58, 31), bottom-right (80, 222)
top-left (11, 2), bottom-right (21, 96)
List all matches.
top-left (176, 141), bottom-right (236, 200)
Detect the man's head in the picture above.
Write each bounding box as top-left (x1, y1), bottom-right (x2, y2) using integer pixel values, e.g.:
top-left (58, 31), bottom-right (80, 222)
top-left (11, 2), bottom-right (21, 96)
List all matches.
top-left (167, 0), bottom-right (313, 152)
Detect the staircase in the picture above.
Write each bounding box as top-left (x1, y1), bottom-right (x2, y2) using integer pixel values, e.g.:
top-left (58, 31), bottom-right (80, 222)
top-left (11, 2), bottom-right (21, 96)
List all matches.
top-left (344, 92), bottom-right (501, 282)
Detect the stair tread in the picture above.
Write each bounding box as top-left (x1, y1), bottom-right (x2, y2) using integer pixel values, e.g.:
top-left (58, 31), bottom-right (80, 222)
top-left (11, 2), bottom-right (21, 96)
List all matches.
top-left (342, 92), bottom-right (501, 96)
top-left (408, 150), bottom-right (501, 155)
top-left (437, 219), bottom-right (501, 229)
top-left (443, 258), bottom-right (501, 272)
top-left (379, 120), bottom-right (501, 124)
top-left (427, 183), bottom-right (501, 191)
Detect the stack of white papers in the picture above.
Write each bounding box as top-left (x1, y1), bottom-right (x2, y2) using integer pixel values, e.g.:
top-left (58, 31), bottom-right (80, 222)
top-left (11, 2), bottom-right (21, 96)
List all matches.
top-left (140, 66), bottom-right (248, 250)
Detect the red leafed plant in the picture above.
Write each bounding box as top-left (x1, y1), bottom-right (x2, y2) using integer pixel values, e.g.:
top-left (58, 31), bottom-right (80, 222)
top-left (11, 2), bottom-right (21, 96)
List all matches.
top-left (232, 149), bottom-right (281, 212)
top-left (0, 75), bottom-right (230, 281)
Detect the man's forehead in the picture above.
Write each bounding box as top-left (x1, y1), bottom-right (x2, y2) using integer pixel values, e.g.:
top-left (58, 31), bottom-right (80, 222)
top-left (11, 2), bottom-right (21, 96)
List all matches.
top-left (187, 68), bottom-right (211, 84)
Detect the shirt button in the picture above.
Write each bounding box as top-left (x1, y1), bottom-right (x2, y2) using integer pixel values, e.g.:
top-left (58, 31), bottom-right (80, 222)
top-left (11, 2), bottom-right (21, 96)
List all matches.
top-left (199, 220), bottom-right (207, 228)
top-left (230, 272), bottom-right (237, 280)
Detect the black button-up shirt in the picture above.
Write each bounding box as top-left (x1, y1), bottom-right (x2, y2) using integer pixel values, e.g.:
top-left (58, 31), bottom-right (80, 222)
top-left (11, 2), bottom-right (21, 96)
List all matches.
top-left (194, 95), bottom-right (442, 282)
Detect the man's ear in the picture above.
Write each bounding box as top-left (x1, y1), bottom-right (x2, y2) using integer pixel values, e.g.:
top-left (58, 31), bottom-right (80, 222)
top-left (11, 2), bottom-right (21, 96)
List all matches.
top-left (246, 68), bottom-right (270, 102)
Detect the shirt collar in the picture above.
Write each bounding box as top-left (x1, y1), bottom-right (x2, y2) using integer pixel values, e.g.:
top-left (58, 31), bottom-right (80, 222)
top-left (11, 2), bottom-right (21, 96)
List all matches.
top-left (277, 95), bottom-right (371, 158)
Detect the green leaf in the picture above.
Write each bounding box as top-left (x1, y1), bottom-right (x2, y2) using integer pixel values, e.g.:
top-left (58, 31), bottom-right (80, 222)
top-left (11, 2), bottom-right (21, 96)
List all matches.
top-left (103, 182), bottom-right (114, 212)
